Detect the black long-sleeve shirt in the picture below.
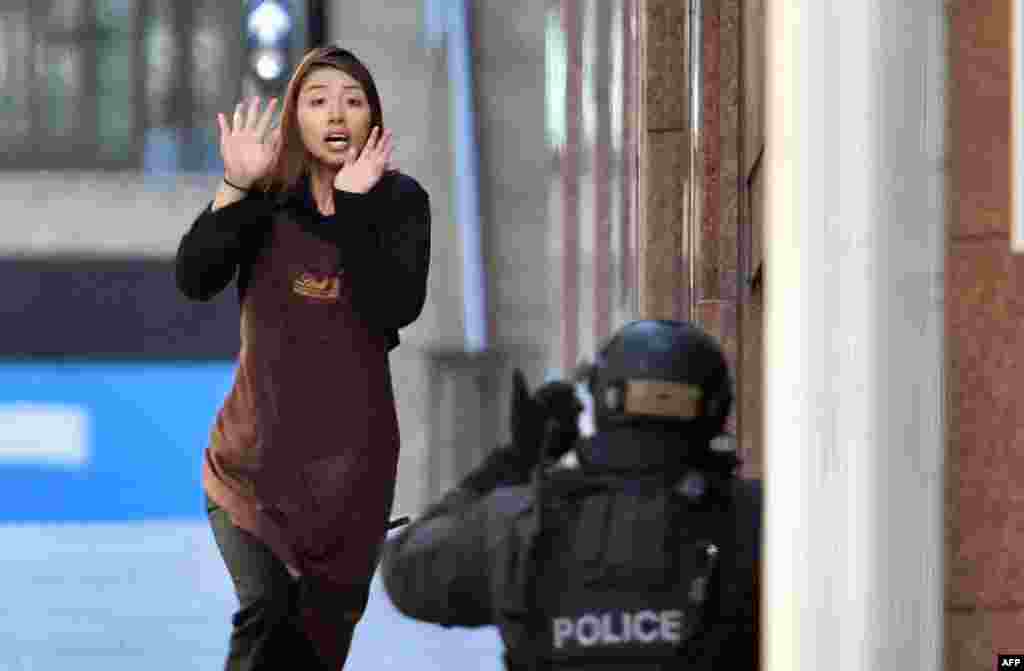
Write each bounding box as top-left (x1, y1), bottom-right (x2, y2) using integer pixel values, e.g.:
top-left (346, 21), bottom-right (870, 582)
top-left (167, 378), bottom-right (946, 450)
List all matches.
top-left (176, 171), bottom-right (431, 349)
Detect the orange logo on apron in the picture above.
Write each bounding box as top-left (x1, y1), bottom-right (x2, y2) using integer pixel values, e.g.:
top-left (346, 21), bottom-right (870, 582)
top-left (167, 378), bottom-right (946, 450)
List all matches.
top-left (293, 271), bottom-right (341, 300)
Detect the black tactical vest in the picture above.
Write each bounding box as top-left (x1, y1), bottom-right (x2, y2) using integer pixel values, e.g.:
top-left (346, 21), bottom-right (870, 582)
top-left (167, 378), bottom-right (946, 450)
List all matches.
top-left (496, 468), bottom-right (761, 671)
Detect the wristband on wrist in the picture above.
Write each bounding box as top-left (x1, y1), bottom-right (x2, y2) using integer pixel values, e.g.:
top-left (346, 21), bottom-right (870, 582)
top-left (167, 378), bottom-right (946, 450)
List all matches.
top-left (223, 176), bottom-right (251, 193)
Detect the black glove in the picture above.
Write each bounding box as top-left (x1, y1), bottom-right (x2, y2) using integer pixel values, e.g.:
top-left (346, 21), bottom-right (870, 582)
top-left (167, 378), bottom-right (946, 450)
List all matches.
top-left (459, 370), bottom-right (582, 494)
top-left (516, 371), bottom-right (582, 462)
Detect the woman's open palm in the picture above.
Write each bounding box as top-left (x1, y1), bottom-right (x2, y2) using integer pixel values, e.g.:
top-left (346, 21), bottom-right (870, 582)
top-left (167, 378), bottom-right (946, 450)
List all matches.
top-left (334, 126), bottom-right (394, 194)
top-left (218, 97), bottom-right (279, 188)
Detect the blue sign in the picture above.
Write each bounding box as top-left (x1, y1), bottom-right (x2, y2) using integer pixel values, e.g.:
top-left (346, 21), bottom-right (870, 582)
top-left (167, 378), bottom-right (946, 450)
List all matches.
top-left (0, 362), bottom-right (236, 522)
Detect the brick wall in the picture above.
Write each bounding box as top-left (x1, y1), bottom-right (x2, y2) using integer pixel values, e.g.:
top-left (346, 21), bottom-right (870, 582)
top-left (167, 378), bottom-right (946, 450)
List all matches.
top-left (947, 0), bottom-right (1024, 667)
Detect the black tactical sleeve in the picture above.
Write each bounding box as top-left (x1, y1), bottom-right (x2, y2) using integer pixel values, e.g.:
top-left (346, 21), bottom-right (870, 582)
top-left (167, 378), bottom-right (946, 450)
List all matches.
top-left (380, 488), bottom-right (495, 627)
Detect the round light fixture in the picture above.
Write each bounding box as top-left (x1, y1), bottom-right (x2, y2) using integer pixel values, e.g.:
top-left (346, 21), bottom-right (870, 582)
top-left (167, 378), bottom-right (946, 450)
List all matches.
top-left (246, 1), bottom-right (292, 47)
top-left (252, 49), bottom-right (286, 81)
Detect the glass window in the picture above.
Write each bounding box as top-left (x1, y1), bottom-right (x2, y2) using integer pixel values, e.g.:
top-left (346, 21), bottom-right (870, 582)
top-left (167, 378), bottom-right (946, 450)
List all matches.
top-left (0, 0), bottom-right (244, 172)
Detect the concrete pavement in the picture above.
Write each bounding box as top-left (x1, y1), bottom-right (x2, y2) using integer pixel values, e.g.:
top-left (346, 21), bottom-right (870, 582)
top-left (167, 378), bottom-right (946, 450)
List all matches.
top-left (0, 520), bottom-right (502, 670)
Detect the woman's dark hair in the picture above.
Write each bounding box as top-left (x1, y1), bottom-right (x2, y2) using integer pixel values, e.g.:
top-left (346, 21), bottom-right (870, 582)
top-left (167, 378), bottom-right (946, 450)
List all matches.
top-left (261, 45), bottom-right (384, 193)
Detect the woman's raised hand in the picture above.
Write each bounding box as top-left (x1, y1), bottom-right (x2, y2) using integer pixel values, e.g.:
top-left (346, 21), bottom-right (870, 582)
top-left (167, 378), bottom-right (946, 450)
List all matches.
top-left (217, 97), bottom-right (279, 189)
top-left (333, 126), bottom-right (394, 194)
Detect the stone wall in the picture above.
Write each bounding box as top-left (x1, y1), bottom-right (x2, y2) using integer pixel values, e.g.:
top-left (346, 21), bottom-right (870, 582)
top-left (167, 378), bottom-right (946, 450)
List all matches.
top-left (641, 0), bottom-right (755, 470)
top-left (946, 0), bottom-right (1024, 667)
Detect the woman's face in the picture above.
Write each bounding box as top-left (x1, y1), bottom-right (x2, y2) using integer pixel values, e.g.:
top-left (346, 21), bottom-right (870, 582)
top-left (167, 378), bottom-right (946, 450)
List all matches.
top-left (296, 67), bottom-right (373, 169)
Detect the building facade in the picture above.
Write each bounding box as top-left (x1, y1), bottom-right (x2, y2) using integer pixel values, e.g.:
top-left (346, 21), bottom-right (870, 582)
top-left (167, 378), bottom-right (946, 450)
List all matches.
top-left (947, 0), bottom-right (1024, 666)
top-left (641, 0), bottom-right (1019, 668)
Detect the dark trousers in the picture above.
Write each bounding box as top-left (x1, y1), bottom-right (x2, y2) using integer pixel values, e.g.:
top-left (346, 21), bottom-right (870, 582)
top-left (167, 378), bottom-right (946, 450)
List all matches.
top-left (206, 497), bottom-right (355, 671)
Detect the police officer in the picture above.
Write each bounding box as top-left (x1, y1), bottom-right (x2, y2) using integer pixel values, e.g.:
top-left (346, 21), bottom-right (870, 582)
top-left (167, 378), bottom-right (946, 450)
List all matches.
top-left (381, 320), bottom-right (762, 670)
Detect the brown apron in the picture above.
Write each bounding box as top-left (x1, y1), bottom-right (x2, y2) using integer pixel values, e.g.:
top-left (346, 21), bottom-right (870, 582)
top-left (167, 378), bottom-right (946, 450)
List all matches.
top-left (203, 209), bottom-right (400, 666)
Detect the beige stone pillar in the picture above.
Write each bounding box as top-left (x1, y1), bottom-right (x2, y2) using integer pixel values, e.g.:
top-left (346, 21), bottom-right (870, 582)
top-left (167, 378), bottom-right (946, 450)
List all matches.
top-left (763, 0), bottom-right (945, 668)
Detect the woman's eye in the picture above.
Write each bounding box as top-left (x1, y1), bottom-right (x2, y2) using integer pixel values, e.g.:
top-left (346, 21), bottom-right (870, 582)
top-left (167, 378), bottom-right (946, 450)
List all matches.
top-left (310, 98), bottom-right (325, 106)
top-left (347, 99), bottom-right (364, 107)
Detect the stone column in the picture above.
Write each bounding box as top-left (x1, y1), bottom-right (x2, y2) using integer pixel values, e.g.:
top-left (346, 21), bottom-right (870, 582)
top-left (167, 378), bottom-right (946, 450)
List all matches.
top-left (640, 0), bottom-right (746, 455)
top-left (639, 0), bottom-right (690, 322)
top-left (763, 1), bottom-right (945, 669)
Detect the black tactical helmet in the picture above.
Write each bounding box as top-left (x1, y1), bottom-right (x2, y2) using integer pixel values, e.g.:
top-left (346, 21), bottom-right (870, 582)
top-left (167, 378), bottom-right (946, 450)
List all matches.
top-left (582, 320), bottom-right (733, 441)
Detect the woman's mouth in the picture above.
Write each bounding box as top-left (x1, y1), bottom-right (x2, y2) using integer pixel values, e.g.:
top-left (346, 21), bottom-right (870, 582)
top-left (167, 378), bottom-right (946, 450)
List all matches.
top-left (324, 132), bottom-right (350, 151)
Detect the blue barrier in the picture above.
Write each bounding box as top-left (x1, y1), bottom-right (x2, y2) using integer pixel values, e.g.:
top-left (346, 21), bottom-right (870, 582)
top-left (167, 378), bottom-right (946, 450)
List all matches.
top-left (0, 362), bottom-right (236, 522)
